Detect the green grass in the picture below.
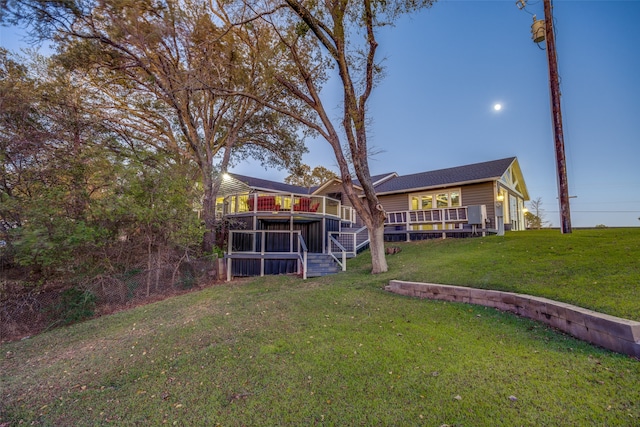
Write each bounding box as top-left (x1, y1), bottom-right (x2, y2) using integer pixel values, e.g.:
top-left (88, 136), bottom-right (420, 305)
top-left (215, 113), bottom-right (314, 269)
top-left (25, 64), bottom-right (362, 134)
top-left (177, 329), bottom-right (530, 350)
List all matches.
top-left (1, 228), bottom-right (639, 426)
top-left (384, 228), bottom-right (640, 321)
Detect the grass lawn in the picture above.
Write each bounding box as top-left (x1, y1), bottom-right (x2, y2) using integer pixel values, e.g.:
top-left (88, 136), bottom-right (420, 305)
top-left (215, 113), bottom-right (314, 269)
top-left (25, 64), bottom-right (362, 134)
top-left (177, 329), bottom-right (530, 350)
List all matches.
top-left (1, 228), bottom-right (639, 426)
top-left (387, 228), bottom-right (640, 321)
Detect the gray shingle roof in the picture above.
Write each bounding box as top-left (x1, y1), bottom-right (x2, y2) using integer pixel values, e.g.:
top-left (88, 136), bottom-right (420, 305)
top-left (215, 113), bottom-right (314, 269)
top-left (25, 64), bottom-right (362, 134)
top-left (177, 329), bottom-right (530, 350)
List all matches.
top-left (373, 157), bottom-right (516, 194)
top-left (352, 172), bottom-right (397, 188)
top-left (228, 157), bottom-right (517, 196)
top-left (229, 173), bottom-right (314, 194)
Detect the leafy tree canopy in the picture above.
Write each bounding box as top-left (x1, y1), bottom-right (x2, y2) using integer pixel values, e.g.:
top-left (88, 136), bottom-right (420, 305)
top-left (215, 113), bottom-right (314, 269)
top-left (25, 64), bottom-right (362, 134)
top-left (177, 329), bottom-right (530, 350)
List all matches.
top-left (285, 164), bottom-right (337, 188)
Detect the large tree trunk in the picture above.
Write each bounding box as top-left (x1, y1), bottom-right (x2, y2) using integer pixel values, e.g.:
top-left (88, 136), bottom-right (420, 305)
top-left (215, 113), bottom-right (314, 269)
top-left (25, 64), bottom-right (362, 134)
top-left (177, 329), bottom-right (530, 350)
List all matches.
top-left (367, 218), bottom-right (387, 274)
top-left (353, 172), bottom-right (389, 274)
top-left (201, 165), bottom-right (216, 254)
top-left (201, 143), bottom-right (233, 254)
top-left (340, 171), bottom-right (388, 274)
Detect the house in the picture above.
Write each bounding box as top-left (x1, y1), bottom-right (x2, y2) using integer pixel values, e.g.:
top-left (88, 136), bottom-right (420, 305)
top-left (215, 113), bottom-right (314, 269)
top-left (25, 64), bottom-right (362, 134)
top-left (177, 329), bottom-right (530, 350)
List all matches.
top-left (219, 157), bottom-right (529, 279)
top-left (369, 156), bottom-right (528, 237)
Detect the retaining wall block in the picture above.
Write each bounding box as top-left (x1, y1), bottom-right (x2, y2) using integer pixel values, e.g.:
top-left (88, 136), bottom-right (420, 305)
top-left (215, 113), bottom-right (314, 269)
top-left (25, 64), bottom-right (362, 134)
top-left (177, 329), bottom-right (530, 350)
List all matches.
top-left (620, 341), bottom-right (640, 359)
top-left (498, 292), bottom-right (518, 306)
top-left (386, 280), bottom-right (640, 358)
top-left (539, 300), bottom-right (568, 321)
top-left (476, 290), bottom-right (492, 302)
top-left (562, 305), bottom-right (590, 327)
top-left (493, 301), bottom-right (515, 313)
top-left (583, 313), bottom-right (639, 342)
top-left (588, 329), bottom-right (626, 354)
top-left (564, 321), bottom-right (591, 342)
top-left (546, 314), bottom-right (567, 331)
top-left (526, 296), bottom-right (551, 318)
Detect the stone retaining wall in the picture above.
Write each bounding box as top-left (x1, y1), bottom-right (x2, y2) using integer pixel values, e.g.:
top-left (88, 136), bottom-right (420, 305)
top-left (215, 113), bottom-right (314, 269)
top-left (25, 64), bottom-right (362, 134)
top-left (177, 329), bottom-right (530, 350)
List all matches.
top-left (385, 280), bottom-right (640, 359)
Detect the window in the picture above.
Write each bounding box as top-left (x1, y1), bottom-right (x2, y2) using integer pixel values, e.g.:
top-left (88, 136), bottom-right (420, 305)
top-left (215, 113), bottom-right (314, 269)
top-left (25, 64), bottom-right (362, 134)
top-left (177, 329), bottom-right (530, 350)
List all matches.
top-left (450, 191), bottom-right (460, 207)
top-left (436, 193), bottom-right (448, 208)
top-left (411, 195), bottom-right (433, 210)
top-left (409, 189), bottom-right (461, 210)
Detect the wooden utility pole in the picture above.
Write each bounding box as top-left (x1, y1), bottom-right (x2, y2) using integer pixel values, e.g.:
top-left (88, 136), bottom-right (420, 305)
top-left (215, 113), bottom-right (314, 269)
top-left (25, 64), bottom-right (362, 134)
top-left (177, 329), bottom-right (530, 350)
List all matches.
top-left (543, 0), bottom-right (572, 233)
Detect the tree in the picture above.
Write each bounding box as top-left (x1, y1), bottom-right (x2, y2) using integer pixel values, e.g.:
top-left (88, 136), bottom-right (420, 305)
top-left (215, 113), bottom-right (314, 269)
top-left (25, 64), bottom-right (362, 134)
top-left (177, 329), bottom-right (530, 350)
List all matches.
top-left (238, 0), bottom-right (436, 273)
top-left (524, 211), bottom-right (541, 230)
top-left (0, 50), bottom-right (118, 275)
top-left (285, 164), bottom-right (337, 188)
top-left (1, 49), bottom-right (206, 280)
top-left (525, 197), bottom-right (547, 229)
top-left (3, 0), bottom-right (308, 253)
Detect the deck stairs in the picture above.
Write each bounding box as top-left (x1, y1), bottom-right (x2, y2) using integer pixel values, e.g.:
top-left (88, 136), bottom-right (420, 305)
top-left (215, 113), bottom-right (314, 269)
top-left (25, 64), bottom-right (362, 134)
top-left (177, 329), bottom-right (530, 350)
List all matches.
top-left (306, 253), bottom-right (341, 277)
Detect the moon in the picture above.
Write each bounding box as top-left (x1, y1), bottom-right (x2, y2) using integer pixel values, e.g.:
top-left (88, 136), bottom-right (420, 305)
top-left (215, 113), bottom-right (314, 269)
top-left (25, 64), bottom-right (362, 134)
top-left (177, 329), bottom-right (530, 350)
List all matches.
top-left (493, 103), bottom-right (502, 111)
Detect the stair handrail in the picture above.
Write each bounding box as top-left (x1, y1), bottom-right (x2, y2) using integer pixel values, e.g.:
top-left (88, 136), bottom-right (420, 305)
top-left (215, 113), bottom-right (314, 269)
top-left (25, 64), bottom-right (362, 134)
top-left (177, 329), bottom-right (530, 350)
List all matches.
top-left (328, 226), bottom-right (370, 257)
top-left (297, 234), bottom-right (308, 280)
top-left (328, 235), bottom-right (347, 271)
top-left (353, 226), bottom-right (370, 253)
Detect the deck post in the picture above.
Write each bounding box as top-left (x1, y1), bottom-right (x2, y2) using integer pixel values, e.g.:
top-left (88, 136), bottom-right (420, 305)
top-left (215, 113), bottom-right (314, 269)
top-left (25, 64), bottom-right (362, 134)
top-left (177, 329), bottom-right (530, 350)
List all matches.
top-left (260, 230), bottom-right (265, 255)
top-left (303, 251), bottom-right (307, 280)
top-left (322, 217), bottom-right (326, 253)
top-left (227, 233), bottom-right (233, 281)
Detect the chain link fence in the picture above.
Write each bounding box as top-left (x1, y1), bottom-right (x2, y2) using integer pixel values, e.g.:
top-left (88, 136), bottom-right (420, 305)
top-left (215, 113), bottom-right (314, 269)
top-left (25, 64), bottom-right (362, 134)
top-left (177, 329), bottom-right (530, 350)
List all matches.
top-left (1, 257), bottom-right (223, 343)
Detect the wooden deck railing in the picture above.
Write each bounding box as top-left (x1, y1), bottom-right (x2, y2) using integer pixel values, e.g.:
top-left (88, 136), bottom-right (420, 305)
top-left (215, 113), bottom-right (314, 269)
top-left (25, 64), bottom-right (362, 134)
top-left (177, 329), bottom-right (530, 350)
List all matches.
top-left (223, 192), bottom-right (356, 224)
top-left (385, 207), bottom-right (469, 230)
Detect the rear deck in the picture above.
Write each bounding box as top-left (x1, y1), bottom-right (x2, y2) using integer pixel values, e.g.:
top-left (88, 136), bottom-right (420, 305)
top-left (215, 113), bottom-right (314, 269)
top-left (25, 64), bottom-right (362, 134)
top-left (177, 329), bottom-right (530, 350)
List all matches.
top-left (223, 195), bottom-right (493, 279)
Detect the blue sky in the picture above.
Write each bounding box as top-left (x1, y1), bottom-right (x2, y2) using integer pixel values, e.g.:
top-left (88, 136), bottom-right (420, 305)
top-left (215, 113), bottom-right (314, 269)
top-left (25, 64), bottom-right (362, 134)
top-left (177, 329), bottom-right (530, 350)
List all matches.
top-left (2, 0), bottom-right (639, 227)
top-left (279, 0), bottom-right (640, 228)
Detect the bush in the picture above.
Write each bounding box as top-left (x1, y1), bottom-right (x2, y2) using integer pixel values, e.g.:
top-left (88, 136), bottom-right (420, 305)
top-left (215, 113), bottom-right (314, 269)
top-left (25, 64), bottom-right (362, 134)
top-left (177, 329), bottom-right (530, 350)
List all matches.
top-left (210, 245), bottom-right (224, 258)
top-left (50, 287), bottom-right (97, 326)
top-left (177, 262), bottom-right (196, 289)
top-left (11, 220), bottom-right (104, 276)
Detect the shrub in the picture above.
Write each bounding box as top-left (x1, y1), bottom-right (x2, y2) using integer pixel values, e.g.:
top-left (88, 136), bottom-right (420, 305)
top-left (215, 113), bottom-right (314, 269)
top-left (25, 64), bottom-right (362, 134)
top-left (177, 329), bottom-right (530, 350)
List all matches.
top-left (50, 287), bottom-right (97, 326)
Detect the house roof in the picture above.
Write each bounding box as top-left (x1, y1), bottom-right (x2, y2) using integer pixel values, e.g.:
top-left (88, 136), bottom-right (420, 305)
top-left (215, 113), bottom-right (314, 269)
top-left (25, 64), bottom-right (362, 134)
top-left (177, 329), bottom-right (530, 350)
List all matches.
top-left (373, 157), bottom-right (519, 195)
top-left (366, 172), bottom-right (399, 187)
top-left (225, 157), bottom-right (528, 200)
top-left (312, 172), bottom-right (397, 195)
top-left (227, 173), bottom-right (313, 195)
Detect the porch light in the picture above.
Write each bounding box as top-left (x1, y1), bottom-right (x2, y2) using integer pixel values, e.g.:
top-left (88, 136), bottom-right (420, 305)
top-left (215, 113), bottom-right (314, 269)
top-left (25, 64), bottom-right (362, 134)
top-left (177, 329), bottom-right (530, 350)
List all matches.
top-left (496, 193), bottom-right (504, 202)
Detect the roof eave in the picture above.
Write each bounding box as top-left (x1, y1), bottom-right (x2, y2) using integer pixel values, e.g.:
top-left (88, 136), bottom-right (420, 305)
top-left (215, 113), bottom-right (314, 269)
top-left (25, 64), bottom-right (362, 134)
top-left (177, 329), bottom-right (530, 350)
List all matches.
top-left (372, 173), bottom-right (399, 187)
top-left (372, 176), bottom-right (502, 197)
top-left (312, 178), bottom-right (363, 195)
